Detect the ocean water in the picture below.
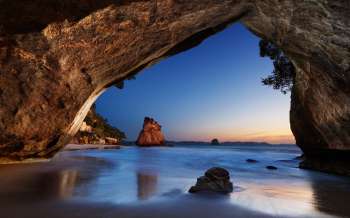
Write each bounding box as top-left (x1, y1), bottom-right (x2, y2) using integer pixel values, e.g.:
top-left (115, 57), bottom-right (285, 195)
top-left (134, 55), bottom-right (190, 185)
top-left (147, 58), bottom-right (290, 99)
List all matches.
top-left (0, 144), bottom-right (350, 218)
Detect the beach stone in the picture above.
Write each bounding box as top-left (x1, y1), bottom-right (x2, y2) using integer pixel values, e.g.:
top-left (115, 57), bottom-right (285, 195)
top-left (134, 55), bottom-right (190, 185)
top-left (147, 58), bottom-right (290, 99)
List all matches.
top-left (189, 167), bottom-right (233, 194)
top-left (246, 159), bottom-right (258, 163)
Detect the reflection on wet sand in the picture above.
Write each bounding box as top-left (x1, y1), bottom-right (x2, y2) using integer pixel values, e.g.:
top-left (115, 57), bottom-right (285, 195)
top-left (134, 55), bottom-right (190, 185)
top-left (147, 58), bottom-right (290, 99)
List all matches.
top-left (229, 182), bottom-right (321, 217)
top-left (1, 147), bottom-right (350, 218)
top-left (57, 170), bottom-right (79, 199)
top-left (0, 153), bottom-right (114, 204)
top-left (230, 175), bottom-right (350, 218)
top-left (137, 171), bottom-right (158, 200)
top-left (0, 169), bottom-right (79, 203)
top-left (308, 174), bottom-right (350, 217)
top-left (29, 169), bottom-right (79, 200)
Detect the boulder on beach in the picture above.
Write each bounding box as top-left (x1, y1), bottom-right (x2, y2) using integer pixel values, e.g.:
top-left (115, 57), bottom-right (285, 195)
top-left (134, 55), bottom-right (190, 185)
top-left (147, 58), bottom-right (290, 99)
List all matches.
top-left (136, 117), bottom-right (165, 146)
top-left (189, 167), bottom-right (233, 194)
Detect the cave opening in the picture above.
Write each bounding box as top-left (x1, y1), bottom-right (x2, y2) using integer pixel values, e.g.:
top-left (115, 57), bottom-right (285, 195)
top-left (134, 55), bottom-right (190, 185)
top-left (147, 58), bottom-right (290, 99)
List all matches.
top-left (63, 24), bottom-right (350, 218)
top-left (85, 23), bottom-right (295, 146)
top-left (0, 2), bottom-right (349, 217)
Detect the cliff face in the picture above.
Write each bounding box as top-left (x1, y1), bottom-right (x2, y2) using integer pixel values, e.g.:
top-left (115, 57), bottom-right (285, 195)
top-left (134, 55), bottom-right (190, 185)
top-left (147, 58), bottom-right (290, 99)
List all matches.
top-left (0, 0), bottom-right (349, 173)
top-left (136, 117), bottom-right (165, 146)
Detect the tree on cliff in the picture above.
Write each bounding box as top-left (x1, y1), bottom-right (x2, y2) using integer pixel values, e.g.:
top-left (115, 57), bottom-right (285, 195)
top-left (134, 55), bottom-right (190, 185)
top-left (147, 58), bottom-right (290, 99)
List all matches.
top-left (259, 39), bottom-right (295, 94)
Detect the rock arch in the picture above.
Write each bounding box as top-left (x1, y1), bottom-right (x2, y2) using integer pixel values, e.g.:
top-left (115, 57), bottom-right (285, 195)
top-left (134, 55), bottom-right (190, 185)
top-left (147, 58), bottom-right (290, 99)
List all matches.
top-left (0, 1), bottom-right (349, 174)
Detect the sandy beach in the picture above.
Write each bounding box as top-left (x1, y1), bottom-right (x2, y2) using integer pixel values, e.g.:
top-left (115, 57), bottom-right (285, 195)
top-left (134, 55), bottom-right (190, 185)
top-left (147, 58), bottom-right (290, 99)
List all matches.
top-left (64, 144), bottom-right (121, 151)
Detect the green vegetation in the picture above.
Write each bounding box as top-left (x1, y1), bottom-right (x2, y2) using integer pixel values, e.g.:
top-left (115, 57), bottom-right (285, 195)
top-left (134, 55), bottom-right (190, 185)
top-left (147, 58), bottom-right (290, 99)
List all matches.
top-left (259, 39), bottom-right (295, 94)
top-left (84, 104), bottom-right (126, 140)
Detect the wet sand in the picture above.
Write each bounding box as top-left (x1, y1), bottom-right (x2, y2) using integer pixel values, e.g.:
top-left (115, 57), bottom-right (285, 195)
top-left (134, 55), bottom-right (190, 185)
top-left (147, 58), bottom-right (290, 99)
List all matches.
top-left (2, 195), bottom-right (276, 218)
top-left (64, 143), bottom-right (121, 151)
top-left (0, 145), bottom-right (349, 218)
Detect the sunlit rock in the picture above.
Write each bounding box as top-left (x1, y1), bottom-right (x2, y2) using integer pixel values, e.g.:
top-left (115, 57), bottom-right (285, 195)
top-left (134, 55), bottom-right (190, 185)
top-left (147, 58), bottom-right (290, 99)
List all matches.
top-left (136, 117), bottom-right (165, 146)
top-left (79, 122), bottom-right (93, 133)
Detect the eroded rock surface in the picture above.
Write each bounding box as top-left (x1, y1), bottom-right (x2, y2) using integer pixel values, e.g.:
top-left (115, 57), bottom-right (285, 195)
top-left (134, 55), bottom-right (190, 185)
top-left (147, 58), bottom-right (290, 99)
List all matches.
top-left (136, 117), bottom-right (165, 146)
top-left (0, 0), bottom-right (349, 174)
top-left (189, 167), bottom-right (233, 194)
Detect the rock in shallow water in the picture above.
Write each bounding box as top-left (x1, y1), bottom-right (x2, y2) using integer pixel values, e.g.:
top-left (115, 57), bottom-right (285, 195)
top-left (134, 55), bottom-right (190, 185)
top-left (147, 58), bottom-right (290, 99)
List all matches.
top-left (246, 159), bottom-right (258, 163)
top-left (189, 167), bottom-right (233, 194)
top-left (266, 166), bottom-right (278, 170)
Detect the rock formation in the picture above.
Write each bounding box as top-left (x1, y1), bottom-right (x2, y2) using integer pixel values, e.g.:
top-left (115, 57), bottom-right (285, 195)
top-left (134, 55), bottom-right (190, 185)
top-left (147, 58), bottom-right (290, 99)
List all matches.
top-left (79, 122), bottom-right (93, 133)
top-left (189, 167), bottom-right (233, 194)
top-left (246, 159), bottom-right (258, 163)
top-left (0, 1), bottom-right (349, 174)
top-left (136, 117), bottom-right (165, 146)
top-left (211, 138), bottom-right (220, 145)
top-left (266, 166), bottom-right (278, 170)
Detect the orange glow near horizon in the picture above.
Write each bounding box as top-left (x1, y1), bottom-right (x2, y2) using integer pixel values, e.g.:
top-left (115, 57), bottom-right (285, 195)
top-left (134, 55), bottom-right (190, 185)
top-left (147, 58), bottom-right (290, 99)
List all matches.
top-left (169, 128), bottom-right (295, 144)
top-left (222, 133), bottom-right (295, 144)
top-left (218, 130), bottom-right (295, 144)
top-left (193, 134), bottom-right (295, 144)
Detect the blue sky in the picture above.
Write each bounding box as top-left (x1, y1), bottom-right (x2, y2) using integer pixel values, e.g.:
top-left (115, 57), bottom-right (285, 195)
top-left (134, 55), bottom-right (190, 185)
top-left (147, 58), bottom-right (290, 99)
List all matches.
top-left (96, 23), bottom-right (294, 144)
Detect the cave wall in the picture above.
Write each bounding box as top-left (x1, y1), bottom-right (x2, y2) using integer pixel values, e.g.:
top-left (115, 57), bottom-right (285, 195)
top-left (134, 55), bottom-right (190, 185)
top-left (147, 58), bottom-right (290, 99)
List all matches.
top-left (0, 0), bottom-right (349, 170)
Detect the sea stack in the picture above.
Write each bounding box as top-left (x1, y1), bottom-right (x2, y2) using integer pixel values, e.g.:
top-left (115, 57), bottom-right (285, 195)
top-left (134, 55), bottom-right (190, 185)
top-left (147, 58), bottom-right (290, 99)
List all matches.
top-left (136, 117), bottom-right (165, 146)
top-left (211, 138), bottom-right (220, 145)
